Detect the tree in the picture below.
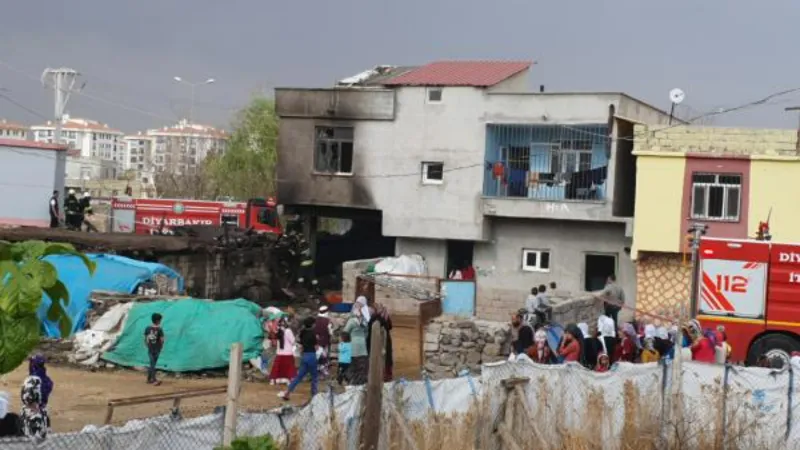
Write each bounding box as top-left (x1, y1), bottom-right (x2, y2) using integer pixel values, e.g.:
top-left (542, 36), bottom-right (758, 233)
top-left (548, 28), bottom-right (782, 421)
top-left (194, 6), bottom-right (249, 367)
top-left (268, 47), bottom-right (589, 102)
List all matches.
top-left (207, 97), bottom-right (278, 200)
top-left (0, 241), bottom-right (95, 374)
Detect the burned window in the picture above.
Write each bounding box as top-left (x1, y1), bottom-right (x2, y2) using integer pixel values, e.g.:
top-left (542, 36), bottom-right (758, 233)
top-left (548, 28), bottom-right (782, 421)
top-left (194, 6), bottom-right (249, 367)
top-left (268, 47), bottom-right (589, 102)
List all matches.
top-left (691, 173), bottom-right (741, 221)
top-left (314, 127), bottom-right (354, 175)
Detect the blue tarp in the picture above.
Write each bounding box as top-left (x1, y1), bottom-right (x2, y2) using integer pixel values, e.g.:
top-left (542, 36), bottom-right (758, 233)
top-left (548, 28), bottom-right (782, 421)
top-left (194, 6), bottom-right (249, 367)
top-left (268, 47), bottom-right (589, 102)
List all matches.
top-left (37, 254), bottom-right (184, 338)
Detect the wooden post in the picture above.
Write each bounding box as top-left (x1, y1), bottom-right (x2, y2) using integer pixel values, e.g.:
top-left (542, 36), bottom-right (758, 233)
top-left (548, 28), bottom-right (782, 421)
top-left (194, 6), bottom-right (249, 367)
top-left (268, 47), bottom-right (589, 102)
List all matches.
top-left (360, 321), bottom-right (385, 450)
top-left (222, 342), bottom-right (243, 447)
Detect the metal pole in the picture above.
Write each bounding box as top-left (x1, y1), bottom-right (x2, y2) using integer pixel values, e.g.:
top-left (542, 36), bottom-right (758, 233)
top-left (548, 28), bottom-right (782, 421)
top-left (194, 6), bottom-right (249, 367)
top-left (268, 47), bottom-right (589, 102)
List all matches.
top-left (669, 102), bottom-right (676, 125)
top-left (42, 68), bottom-right (78, 146)
top-left (688, 223), bottom-right (708, 316)
top-left (785, 107), bottom-right (800, 153)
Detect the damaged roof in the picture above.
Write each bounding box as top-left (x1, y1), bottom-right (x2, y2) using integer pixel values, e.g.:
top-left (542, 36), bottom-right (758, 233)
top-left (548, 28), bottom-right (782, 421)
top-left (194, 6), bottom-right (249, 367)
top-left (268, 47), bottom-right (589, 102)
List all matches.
top-left (383, 61), bottom-right (532, 87)
top-left (337, 65), bottom-right (418, 87)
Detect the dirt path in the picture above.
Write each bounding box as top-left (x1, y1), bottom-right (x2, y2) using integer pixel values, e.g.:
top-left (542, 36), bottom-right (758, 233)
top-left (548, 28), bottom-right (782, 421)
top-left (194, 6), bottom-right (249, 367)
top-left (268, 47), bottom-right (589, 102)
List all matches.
top-left (2, 326), bottom-right (422, 433)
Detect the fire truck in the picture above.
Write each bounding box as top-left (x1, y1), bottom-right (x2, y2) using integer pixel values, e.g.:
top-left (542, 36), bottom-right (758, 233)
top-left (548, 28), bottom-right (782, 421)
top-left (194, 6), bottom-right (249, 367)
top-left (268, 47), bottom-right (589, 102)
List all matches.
top-left (110, 197), bottom-right (281, 235)
top-left (696, 237), bottom-right (800, 365)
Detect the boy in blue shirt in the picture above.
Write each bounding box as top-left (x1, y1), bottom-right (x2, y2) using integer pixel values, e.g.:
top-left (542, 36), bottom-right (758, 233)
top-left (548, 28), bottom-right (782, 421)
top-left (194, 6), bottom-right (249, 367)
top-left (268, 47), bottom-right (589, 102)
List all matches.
top-left (337, 332), bottom-right (352, 385)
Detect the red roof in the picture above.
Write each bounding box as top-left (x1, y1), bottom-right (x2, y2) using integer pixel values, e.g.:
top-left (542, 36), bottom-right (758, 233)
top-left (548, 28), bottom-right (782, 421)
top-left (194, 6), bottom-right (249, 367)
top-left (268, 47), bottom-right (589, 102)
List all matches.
top-left (0, 139), bottom-right (67, 151)
top-left (383, 61), bottom-right (531, 87)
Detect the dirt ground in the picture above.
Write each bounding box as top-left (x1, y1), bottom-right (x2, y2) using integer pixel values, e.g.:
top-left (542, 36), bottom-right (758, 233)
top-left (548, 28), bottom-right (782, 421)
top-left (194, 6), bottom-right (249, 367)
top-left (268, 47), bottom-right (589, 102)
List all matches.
top-left (2, 326), bottom-right (422, 433)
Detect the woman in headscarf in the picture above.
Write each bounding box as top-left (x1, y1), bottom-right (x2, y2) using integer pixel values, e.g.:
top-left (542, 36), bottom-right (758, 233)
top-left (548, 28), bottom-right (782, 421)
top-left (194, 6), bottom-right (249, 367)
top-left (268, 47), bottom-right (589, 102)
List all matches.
top-left (616, 323), bottom-right (641, 363)
top-left (527, 329), bottom-right (553, 364)
top-left (655, 326), bottom-right (673, 360)
top-left (20, 374), bottom-right (49, 441)
top-left (343, 302), bottom-right (369, 385)
top-left (366, 304), bottom-right (394, 382)
top-left (28, 356), bottom-right (52, 410)
top-left (559, 323), bottom-right (584, 363)
top-left (0, 392), bottom-right (22, 437)
top-left (355, 296), bottom-right (371, 323)
top-left (597, 315), bottom-right (617, 363)
top-left (578, 322), bottom-right (600, 369)
top-left (269, 317), bottom-right (297, 385)
top-left (691, 327), bottom-right (717, 364)
top-left (595, 353), bottom-right (611, 373)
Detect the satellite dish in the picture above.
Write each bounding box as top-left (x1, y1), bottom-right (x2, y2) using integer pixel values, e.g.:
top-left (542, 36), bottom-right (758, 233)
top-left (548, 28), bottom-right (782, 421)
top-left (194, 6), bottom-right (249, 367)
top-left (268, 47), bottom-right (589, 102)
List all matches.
top-left (670, 88), bottom-right (686, 105)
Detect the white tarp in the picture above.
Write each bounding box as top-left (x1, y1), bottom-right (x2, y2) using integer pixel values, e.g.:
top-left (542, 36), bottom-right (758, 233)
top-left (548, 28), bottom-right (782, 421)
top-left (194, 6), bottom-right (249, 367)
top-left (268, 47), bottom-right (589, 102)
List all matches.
top-left (72, 303), bottom-right (134, 366)
top-left (373, 255), bottom-right (428, 277)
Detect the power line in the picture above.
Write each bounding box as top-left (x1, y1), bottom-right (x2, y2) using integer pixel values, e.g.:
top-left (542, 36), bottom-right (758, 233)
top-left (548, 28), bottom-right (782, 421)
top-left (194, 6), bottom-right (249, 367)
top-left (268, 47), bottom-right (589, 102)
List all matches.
top-left (0, 92), bottom-right (49, 120)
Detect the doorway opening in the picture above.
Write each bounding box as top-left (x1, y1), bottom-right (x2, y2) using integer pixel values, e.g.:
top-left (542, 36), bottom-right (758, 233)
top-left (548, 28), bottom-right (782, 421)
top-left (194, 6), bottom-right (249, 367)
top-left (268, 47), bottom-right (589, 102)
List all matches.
top-left (584, 253), bottom-right (617, 291)
top-left (446, 240), bottom-right (474, 278)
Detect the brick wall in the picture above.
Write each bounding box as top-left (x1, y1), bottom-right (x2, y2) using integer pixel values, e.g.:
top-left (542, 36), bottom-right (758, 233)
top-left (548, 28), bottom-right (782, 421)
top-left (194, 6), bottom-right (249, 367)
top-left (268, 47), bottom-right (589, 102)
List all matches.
top-left (636, 251), bottom-right (689, 317)
top-left (634, 125), bottom-right (799, 157)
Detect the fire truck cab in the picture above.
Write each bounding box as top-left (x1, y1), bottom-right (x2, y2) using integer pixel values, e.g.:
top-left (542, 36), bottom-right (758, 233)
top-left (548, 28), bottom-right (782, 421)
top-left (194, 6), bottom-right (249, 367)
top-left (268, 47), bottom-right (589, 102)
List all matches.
top-left (110, 197), bottom-right (281, 235)
top-left (696, 237), bottom-right (800, 365)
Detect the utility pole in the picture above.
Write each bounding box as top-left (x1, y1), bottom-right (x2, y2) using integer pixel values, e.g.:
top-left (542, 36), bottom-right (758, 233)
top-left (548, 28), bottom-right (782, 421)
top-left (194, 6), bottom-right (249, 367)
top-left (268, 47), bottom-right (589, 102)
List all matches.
top-left (41, 68), bottom-right (79, 145)
top-left (670, 222), bottom-right (707, 443)
top-left (785, 107), bottom-right (800, 152)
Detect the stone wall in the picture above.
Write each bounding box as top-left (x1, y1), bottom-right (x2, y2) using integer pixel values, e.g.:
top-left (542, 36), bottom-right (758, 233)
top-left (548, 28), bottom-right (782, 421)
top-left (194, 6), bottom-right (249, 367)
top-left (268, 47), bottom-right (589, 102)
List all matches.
top-left (636, 251), bottom-right (689, 317)
top-left (423, 318), bottom-right (511, 379)
top-left (150, 246), bottom-right (273, 303)
top-left (423, 294), bottom-right (604, 378)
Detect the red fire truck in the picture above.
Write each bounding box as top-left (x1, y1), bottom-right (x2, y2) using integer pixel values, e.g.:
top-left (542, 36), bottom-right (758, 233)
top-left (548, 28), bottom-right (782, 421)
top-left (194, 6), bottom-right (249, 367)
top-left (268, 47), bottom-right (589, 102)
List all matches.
top-left (696, 237), bottom-right (800, 364)
top-left (110, 197), bottom-right (282, 235)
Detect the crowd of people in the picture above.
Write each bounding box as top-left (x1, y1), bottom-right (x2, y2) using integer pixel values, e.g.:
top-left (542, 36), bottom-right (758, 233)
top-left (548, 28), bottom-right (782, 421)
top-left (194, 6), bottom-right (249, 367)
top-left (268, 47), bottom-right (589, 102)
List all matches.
top-left (0, 355), bottom-right (54, 441)
top-left (510, 275), bottom-right (735, 371)
top-left (261, 298), bottom-right (394, 402)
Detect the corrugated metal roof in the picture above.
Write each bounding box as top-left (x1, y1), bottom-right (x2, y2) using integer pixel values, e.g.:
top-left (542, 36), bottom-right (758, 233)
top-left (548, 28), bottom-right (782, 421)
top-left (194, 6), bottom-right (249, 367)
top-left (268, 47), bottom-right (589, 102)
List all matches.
top-left (383, 61), bottom-right (531, 87)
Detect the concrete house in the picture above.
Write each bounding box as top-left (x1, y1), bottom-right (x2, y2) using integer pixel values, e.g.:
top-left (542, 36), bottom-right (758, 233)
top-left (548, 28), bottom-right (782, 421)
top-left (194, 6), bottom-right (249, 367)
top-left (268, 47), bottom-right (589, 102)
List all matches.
top-left (276, 61), bottom-right (675, 321)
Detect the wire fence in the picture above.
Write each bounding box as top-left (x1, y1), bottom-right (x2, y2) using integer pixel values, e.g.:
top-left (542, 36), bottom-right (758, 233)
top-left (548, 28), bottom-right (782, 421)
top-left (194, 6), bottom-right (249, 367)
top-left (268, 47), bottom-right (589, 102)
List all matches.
top-left (2, 360), bottom-right (800, 449)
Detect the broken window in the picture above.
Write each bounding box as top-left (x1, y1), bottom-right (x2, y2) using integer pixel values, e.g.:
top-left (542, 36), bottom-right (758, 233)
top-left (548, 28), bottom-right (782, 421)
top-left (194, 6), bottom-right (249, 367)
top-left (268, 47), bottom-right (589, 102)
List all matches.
top-left (691, 173), bottom-right (741, 221)
top-left (314, 127), bottom-right (354, 175)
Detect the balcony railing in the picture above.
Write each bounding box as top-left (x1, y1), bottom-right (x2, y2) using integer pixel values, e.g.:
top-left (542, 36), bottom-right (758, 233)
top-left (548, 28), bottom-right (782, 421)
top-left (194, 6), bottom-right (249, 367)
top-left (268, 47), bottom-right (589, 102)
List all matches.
top-left (483, 124), bottom-right (610, 202)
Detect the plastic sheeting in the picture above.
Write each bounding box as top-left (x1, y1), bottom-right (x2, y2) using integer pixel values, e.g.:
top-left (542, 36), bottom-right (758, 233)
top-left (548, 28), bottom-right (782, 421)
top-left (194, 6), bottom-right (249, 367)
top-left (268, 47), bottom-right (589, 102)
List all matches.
top-left (103, 299), bottom-right (264, 372)
top-left (5, 360), bottom-right (800, 450)
top-left (37, 254), bottom-right (184, 338)
top-left (372, 254), bottom-right (428, 276)
top-left (72, 303), bottom-right (134, 366)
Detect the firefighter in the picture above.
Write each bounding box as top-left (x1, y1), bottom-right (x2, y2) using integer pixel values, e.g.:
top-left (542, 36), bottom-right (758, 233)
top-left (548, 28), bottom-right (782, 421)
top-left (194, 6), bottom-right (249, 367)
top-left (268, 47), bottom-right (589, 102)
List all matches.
top-left (80, 192), bottom-right (98, 232)
top-left (48, 190), bottom-right (61, 228)
top-left (64, 189), bottom-right (81, 231)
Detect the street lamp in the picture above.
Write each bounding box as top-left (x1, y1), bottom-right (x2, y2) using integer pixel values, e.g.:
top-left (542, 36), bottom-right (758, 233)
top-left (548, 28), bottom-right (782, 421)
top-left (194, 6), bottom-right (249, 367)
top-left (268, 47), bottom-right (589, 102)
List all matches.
top-left (172, 76), bottom-right (215, 124)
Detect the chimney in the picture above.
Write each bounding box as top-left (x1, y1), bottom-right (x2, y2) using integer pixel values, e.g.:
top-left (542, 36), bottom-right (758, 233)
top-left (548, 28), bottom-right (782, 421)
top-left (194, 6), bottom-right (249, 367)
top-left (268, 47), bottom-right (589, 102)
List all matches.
top-left (539, 85), bottom-right (545, 93)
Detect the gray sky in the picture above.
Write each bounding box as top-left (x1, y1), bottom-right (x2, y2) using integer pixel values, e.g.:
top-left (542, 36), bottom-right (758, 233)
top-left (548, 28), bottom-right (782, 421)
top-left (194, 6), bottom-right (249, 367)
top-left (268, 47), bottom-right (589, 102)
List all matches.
top-left (1, 0), bottom-right (798, 133)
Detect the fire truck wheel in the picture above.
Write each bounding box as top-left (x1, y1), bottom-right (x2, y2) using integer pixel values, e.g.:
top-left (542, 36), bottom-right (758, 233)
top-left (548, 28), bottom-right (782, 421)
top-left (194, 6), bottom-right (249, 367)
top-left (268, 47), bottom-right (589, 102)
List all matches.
top-left (747, 333), bottom-right (800, 367)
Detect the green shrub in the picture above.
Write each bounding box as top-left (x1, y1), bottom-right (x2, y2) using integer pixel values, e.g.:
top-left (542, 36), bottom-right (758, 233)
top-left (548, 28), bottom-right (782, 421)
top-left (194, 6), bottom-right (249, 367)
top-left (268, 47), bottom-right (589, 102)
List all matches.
top-left (214, 435), bottom-right (279, 450)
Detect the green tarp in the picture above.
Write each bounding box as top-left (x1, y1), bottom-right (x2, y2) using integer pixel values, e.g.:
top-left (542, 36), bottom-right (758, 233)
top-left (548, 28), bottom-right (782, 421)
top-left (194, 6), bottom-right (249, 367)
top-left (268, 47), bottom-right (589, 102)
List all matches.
top-left (103, 298), bottom-right (264, 372)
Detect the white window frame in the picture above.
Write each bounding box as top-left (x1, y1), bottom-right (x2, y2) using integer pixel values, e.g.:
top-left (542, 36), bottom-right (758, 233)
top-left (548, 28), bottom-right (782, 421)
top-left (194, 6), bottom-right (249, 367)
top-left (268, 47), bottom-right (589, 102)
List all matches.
top-left (690, 172), bottom-right (741, 222)
top-left (427, 87), bottom-right (443, 104)
top-left (314, 126), bottom-right (355, 176)
top-left (522, 249), bottom-right (551, 273)
top-left (421, 161), bottom-right (444, 185)
top-left (549, 140), bottom-right (593, 178)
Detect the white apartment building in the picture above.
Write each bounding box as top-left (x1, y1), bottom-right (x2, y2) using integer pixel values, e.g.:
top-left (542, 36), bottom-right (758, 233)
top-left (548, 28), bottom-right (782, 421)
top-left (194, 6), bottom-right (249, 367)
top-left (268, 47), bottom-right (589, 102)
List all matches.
top-left (123, 133), bottom-right (156, 184)
top-left (146, 119), bottom-right (228, 175)
top-left (31, 115), bottom-right (124, 180)
top-left (0, 119), bottom-right (28, 140)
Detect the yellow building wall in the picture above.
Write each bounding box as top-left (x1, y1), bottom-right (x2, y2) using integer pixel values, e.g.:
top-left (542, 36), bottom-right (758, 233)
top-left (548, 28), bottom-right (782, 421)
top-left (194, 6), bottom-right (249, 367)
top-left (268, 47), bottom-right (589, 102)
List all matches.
top-left (632, 154), bottom-right (686, 256)
top-left (749, 158), bottom-right (800, 243)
